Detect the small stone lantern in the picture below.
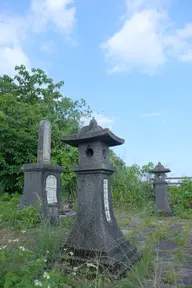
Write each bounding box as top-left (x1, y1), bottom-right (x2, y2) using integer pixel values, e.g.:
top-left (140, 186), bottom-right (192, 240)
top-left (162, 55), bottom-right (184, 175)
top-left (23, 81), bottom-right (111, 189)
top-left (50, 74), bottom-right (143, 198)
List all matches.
top-left (61, 118), bottom-right (140, 277)
top-left (149, 162), bottom-right (172, 215)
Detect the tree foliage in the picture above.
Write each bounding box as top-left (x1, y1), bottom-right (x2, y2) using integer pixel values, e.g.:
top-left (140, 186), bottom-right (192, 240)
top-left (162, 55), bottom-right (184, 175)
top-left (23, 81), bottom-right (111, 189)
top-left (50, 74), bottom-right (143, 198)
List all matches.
top-left (0, 64), bottom-right (156, 207)
top-left (111, 160), bottom-right (154, 207)
top-left (169, 178), bottom-right (192, 211)
top-left (0, 65), bottom-right (91, 194)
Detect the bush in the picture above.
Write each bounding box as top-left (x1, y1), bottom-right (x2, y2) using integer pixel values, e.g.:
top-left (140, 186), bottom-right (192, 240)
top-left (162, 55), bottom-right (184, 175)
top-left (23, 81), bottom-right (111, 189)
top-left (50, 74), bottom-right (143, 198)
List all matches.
top-left (0, 194), bottom-right (41, 230)
top-left (168, 178), bottom-right (192, 214)
top-left (111, 164), bottom-right (154, 208)
top-left (0, 245), bottom-right (48, 287)
top-left (0, 233), bottom-right (72, 288)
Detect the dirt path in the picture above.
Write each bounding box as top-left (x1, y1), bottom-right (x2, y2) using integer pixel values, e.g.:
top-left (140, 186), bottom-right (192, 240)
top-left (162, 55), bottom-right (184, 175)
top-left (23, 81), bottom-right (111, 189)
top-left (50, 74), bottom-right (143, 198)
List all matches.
top-left (121, 217), bottom-right (192, 287)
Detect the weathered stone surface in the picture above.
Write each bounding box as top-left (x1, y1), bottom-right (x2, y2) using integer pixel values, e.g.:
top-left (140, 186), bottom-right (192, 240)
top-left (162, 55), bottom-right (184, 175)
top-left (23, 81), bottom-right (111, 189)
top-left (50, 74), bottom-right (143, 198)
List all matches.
top-left (18, 120), bottom-right (64, 224)
top-left (61, 118), bottom-right (140, 277)
top-left (158, 251), bottom-right (175, 260)
top-left (157, 240), bottom-right (178, 251)
top-left (18, 163), bottom-right (64, 214)
top-left (168, 223), bottom-right (184, 231)
top-left (37, 120), bottom-right (51, 164)
top-left (178, 266), bottom-right (192, 286)
top-left (149, 162), bottom-right (172, 215)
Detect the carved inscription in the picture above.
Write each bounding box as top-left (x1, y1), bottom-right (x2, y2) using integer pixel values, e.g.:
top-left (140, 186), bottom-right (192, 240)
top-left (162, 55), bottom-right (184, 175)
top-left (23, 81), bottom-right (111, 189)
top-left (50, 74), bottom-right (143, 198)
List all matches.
top-left (46, 175), bottom-right (57, 204)
top-left (103, 179), bottom-right (111, 222)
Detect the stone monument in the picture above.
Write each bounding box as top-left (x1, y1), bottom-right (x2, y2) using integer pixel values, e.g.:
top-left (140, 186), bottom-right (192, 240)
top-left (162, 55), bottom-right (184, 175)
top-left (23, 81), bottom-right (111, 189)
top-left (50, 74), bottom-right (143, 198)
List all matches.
top-left (61, 118), bottom-right (140, 277)
top-left (18, 120), bottom-right (64, 224)
top-left (149, 162), bottom-right (172, 215)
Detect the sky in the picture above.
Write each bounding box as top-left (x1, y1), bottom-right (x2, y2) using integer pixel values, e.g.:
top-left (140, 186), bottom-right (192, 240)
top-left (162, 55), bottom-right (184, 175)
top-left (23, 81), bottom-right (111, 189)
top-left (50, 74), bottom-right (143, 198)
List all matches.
top-left (1, 0), bottom-right (192, 176)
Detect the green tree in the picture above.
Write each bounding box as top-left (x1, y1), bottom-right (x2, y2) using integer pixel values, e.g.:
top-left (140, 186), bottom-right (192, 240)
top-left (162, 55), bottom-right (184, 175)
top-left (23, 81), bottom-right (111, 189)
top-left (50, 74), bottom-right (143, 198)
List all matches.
top-left (0, 65), bottom-right (91, 194)
top-left (109, 150), bottom-right (126, 170)
top-left (140, 162), bottom-right (154, 180)
top-left (110, 156), bottom-right (154, 207)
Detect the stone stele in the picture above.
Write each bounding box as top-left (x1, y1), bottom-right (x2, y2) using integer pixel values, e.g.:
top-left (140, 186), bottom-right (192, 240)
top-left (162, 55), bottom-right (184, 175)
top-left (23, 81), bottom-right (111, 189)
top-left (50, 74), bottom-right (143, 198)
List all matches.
top-left (18, 120), bottom-right (64, 223)
top-left (61, 118), bottom-right (141, 277)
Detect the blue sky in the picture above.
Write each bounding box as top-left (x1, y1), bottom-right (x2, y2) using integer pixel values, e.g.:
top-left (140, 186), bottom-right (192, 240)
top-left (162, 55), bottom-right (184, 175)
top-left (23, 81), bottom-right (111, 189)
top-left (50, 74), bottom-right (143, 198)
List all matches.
top-left (1, 0), bottom-right (192, 175)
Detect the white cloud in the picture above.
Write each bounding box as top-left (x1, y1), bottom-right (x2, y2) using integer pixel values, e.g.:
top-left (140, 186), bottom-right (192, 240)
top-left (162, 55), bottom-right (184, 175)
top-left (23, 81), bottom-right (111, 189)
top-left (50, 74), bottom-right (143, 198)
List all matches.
top-left (0, 0), bottom-right (76, 76)
top-left (0, 15), bottom-right (25, 46)
top-left (80, 113), bottom-right (115, 130)
top-left (0, 14), bottom-right (29, 75)
top-left (140, 112), bottom-right (161, 117)
top-left (30, 0), bottom-right (76, 33)
top-left (0, 47), bottom-right (31, 76)
top-left (102, 9), bottom-right (167, 74)
top-left (101, 0), bottom-right (192, 74)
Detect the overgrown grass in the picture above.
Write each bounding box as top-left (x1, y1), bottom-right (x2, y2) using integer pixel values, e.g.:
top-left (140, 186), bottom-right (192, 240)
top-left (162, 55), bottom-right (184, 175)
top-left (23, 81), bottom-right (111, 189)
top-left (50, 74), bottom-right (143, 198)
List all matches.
top-left (0, 193), bottom-right (41, 231)
top-left (1, 193), bottom-right (192, 287)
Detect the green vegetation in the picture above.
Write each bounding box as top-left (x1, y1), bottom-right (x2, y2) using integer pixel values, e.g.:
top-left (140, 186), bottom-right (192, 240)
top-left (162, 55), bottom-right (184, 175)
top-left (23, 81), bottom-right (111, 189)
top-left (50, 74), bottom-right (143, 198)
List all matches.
top-left (169, 178), bottom-right (192, 216)
top-left (0, 65), bottom-right (91, 195)
top-left (1, 196), bottom-right (192, 287)
top-left (1, 65), bottom-right (192, 287)
top-left (111, 157), bottom-right (154, 207)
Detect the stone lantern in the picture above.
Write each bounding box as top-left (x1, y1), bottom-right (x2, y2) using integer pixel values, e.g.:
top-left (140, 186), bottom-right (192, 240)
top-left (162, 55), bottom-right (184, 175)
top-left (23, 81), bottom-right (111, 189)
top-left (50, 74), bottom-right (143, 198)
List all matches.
top-left (61, 118), bottom-right (140, 277)
top-left (149, 162), bottom-right (172, 215)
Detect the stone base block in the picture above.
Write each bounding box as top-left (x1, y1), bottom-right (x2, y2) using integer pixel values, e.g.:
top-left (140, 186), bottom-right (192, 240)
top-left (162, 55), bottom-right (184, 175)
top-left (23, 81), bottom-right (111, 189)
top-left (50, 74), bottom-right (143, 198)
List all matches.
top-left (62, 240), bottom-right (141, 278)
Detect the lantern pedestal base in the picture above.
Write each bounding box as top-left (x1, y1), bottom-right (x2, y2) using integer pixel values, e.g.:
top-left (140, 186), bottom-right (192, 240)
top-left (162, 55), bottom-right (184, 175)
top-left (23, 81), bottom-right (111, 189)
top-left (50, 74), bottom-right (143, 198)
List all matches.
top-left (18, 163), bottom-right (64, 217)
top-left (63, 240), bottom-right (141, 278)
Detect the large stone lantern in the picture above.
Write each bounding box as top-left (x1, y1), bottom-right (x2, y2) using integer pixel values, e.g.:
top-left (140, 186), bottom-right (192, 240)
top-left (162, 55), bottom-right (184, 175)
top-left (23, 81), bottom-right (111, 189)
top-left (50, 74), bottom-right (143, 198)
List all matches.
top-left (61, 118), bottom-right (140, 277)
